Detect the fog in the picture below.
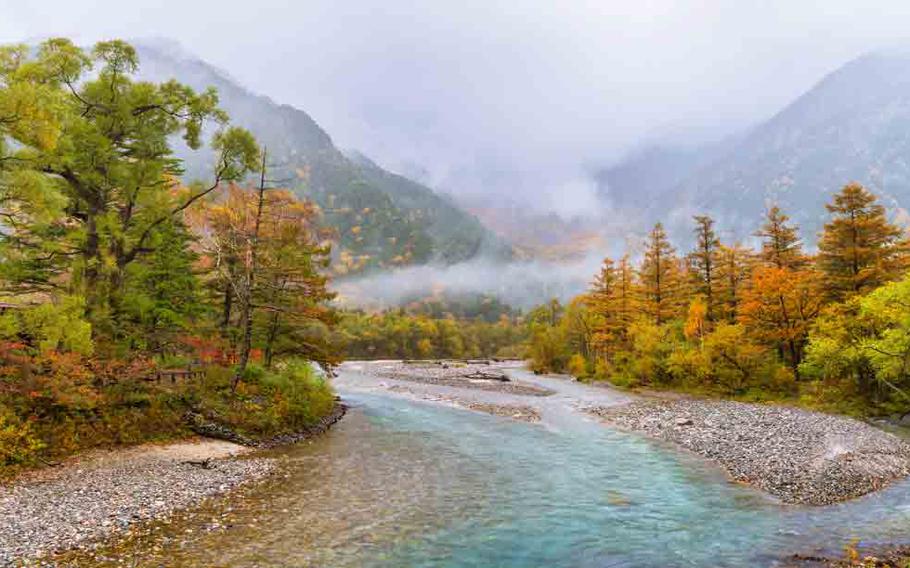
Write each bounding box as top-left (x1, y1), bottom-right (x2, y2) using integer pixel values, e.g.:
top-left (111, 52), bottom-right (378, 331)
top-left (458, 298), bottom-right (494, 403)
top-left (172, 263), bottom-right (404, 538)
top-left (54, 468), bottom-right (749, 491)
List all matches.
top-left (334, 255), bottom-right (606, 310)
top-left (5, 2), bottom-right (910, 306)
top-left (6, 1), bottom-right (910, 217)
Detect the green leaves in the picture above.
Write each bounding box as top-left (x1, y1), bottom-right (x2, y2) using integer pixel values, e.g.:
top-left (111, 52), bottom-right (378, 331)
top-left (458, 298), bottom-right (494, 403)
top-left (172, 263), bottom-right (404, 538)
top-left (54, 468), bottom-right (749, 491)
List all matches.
top-left (212, 126), bottom-right (260, 182)
top-left (0, 37), bottom-right (261, 338)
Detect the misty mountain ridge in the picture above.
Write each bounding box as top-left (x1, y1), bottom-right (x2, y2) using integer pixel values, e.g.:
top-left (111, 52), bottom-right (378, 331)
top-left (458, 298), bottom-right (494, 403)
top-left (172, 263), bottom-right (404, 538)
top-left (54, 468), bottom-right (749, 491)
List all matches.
top-left (601, 49), bottom-right (910, 244)
top-left (132, 39), bottom-right (511, 276)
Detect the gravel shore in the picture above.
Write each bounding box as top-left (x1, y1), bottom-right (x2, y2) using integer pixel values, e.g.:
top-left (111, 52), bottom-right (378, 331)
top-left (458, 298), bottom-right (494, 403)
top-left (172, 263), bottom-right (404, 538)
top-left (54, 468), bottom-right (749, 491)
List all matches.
top-left (589, 399), bottom-right (910, 505)
top-left (0, 439), bottom-right (275, 567)
top-left (368, 360), bottom-right (554, 396)
top-left (0, 400), bottom-right (348, 567)
top-left (387, 384), bottom-right (542, 422)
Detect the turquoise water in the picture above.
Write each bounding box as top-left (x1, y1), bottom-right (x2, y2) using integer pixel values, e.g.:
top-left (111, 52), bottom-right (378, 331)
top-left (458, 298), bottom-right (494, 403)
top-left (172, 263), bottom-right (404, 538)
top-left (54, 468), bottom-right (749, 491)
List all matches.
top-left (110, 385), bottom-right (910, 567)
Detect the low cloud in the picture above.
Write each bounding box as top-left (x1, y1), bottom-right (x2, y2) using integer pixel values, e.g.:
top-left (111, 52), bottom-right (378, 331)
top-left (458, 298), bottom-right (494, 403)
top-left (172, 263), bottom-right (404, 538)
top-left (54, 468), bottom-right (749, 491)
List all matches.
top-left (333, 255), bottom-right (606, 310)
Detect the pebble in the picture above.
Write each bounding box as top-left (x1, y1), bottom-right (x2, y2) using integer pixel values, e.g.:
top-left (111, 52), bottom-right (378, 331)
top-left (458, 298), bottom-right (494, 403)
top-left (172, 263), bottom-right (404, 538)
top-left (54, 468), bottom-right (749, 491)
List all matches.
top-left (590, 399), bottom-right (910, 505)
top-left (0, 452), bottom-right (276, 567)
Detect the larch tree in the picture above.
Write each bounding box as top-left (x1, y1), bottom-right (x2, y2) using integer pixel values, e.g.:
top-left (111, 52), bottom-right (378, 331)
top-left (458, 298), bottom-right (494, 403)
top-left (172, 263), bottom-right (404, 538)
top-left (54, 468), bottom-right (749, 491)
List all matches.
top-left (738, 266), bottom-right (824, 377)
top-left (638, 223), bottom-right (685, 325)
top-left (615, 255), bottom-right (636, 328)
top-left (714, 243), bottom-right (753, 323)
top-left (687, 215), bottom-right (721, 322)
top-left (588, 257), bottom-right (620, 356)
top-left (755, 206), bottom-right (805, 270)
top-left (817, 183), bottom-right (908, 300)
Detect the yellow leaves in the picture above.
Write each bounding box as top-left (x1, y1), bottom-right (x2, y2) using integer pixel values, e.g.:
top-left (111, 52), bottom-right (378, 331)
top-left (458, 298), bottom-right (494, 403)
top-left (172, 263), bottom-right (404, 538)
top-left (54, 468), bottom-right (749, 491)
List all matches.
top-left (684, 297), bottom-right (708, 341)
top-left (350, 225), bottom-right (362, 235)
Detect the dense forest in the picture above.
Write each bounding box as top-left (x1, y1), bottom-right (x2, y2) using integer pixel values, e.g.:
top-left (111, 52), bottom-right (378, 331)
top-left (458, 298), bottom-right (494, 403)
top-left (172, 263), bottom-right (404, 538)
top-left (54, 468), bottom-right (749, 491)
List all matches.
top-left (528, 183), bottom-right (910, 416)
top-left (0, 39), bottom-right (339, 469)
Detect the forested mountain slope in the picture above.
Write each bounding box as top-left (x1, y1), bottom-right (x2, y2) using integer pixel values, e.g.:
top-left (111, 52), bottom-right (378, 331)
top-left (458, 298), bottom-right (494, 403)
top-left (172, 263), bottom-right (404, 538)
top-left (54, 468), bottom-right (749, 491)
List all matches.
top-left (135, 40), bottom-right (509, 274)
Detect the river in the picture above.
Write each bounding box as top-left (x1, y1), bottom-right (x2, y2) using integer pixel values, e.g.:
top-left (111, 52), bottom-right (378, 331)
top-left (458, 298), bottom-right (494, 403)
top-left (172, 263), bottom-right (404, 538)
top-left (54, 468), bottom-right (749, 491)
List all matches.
top-left (73, 363), bottom-right (910, 567)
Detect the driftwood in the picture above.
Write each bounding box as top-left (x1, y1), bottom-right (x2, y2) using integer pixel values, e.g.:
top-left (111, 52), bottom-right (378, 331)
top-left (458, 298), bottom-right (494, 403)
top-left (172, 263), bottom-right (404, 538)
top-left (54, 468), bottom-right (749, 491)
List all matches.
top-left (182, 458), bottom-right (215, 470)
top-left (463, 370), bottom-right (510, 382)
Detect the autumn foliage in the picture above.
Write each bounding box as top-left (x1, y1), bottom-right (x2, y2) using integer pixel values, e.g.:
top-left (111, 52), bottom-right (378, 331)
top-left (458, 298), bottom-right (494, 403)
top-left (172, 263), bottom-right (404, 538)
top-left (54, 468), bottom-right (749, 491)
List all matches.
top-left (532, 183), bottom-right (910, 414)
top-left (0, 39), bottom-right (339, 469)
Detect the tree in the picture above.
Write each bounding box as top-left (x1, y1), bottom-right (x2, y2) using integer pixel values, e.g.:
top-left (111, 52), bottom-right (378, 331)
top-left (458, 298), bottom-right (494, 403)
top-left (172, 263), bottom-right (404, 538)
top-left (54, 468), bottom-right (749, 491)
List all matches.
top-left (687, 215), bottom-right (721, 321)
top-left (755, 206), bottom-right (805, 269)
top-left (738, 266), bottom-right (824, 376)
top-left (638, 223), bottom-right (685, 324)
top-left (715, 243), bottom-right (753, 323)
top-left (193, 183), bottom-right (336, 384)
top-left (120, 219), bottom-right (203, 352)
top-left (802, 274), bottom-right (910, 409)
top-left (0, 39), bottom-right (259, 338)
top-left (254, 189), bottom-right (336, 369)
top-left (588, 258), bottom-right (624, 355)
top-left (817, 183), bottom-right (908, 300)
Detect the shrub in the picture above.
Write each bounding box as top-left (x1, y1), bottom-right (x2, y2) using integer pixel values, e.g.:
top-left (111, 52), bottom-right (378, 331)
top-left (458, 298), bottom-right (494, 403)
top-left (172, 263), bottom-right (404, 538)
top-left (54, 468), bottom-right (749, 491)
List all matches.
top-left (567, 353), bottom-right (588, 379)
top-left (0, 409), bottom-right (43, 466)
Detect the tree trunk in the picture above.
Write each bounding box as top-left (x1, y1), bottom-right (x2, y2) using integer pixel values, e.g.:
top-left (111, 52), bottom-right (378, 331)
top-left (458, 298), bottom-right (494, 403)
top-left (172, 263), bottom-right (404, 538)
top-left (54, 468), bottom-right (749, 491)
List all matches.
top-left (232, 148), bottom-right (268, 392)
top-left (264, 311), bottom-right (281, 369)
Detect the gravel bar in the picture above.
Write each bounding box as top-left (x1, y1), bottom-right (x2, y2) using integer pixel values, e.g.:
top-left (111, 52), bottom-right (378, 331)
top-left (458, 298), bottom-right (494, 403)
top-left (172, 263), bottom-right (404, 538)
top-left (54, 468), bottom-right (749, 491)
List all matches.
top-left (368, 361), bottom-right (554, 396)
top-left (387, 384), bottom-right (542, 422)
top-left (589, 399), bottom-right (910, 505)
top-left (0, 440), bottom-right (275, 567)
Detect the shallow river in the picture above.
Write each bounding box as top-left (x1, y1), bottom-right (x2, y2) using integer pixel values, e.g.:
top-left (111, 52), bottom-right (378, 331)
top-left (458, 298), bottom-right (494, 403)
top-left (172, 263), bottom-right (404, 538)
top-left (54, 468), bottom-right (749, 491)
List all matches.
top-left (84, 365), bottom-right (910, 567)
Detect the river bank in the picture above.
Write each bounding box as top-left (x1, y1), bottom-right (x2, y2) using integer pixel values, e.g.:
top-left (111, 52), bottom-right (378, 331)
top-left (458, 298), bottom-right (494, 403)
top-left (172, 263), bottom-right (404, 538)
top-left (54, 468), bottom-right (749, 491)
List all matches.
top-left (0, 439), bottom-right (273, 566)
top-left (24, 365), bottom-right (910, 567)
top-left (589, 399), bottom-right (910, 505)
top-left (0, 402), bottom-right (347, 567)
top-left (346, 361), bottom-right (910, 506)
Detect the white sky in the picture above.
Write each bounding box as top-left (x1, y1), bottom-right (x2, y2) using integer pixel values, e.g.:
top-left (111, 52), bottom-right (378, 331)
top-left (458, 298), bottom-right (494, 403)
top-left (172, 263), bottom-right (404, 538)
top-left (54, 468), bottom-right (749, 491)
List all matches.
top-left (4, 1), bottom-right (910, 214)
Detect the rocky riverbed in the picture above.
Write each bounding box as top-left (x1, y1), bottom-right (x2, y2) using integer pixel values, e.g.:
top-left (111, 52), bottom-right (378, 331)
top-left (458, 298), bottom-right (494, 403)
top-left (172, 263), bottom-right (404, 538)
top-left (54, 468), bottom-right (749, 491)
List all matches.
top-left (368, 360), bottom-right (555, 396)
top-left (589, 399), bottom-right (910, 505)
top-left (0, 439), bottom-right (275, 567)
top-left (387, 384), bottom-right (541, 422)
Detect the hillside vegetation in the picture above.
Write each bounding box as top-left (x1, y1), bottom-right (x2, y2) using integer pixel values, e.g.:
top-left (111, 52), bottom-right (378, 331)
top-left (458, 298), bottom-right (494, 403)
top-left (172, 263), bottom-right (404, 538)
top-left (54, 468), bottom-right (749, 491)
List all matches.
top-left (0, 39), bottom-right (339, 471)
top-left (135, 41), bottom-right (509, 275)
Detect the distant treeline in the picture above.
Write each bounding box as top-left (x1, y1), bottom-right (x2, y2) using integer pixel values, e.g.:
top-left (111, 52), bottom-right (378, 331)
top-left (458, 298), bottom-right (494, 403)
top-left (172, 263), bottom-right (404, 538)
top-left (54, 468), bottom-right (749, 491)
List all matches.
top-left (529, 183), bottom-right (910, 416)
top-left (338, 309), bottom-right (525, 360)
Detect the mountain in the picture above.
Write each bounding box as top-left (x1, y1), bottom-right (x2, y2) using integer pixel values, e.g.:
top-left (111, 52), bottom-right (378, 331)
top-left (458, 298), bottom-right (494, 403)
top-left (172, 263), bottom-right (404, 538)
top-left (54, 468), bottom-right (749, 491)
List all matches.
top-left (133, 40), bottom-right (510, 275)
top-left (600, 51), bottom-right (910, 242)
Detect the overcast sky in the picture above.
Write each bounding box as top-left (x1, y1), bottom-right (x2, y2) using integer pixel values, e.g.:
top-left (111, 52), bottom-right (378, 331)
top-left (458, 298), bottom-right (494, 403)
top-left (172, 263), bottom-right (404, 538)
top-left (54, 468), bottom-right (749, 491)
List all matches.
top-left (4, 1), bottom-right (910, 216)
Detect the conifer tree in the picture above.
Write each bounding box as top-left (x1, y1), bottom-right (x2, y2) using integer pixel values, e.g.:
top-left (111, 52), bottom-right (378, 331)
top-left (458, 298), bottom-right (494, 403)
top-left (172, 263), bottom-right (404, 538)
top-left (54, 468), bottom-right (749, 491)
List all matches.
top-left (687, 215), bottom-right (721, 321)
top-left (715, 243), bottom-right (753, 323)
top-left (755, 206), bottom-right (805, 269)
top-left (615, 255), bottom-right (636, 328)
top-left (817, 183), bottom-right (909, 300)
top-left (588, 257), bottom-right (631, 355)
top-left (638, 223), bottom-right (684, 324)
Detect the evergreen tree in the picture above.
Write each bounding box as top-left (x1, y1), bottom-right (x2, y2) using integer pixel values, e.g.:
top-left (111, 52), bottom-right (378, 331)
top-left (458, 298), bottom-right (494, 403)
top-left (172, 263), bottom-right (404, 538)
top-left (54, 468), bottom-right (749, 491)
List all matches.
top-left (817, 183), bottom-right (909, 300)
top-left (121, 219), bottom-right (203, 352)
top-left (755, 206), bottom-right (805, 269)
top-left (687, 215), bottom-right (721, 321)
top-left (638, 223), bottom-right (684, 324)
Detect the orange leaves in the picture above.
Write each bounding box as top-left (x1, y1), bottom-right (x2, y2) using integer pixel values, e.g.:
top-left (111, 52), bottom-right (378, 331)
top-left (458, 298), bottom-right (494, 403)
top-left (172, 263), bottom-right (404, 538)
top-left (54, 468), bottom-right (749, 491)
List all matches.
top-left (738, 266), bottom-right (824, 370)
